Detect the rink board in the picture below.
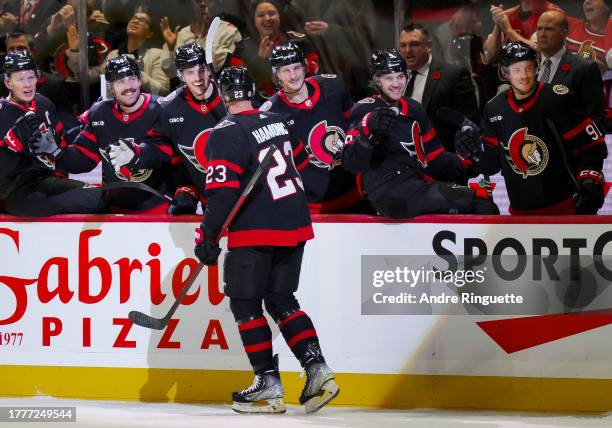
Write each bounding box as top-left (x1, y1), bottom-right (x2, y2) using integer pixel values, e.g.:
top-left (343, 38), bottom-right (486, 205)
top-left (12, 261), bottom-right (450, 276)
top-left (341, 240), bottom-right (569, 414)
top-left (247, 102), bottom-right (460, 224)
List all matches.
top-left (1, 214), bottom-right (612, 412)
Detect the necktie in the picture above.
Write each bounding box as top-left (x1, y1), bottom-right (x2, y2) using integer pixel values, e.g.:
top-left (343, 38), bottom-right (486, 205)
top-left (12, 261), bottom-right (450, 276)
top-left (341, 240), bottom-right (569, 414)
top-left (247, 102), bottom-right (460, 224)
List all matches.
top-left (405, 70), bottom-right (417, 98)
top-left (540, 58), bottom-right (552, 83)
top-left (23, 0), bottom-right (33, 21)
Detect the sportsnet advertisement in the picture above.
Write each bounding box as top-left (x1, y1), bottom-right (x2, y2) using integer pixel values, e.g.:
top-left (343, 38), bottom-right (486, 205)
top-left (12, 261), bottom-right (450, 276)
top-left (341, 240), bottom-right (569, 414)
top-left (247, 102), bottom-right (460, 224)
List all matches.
top-left (1, 216), bottom-right (612, 380)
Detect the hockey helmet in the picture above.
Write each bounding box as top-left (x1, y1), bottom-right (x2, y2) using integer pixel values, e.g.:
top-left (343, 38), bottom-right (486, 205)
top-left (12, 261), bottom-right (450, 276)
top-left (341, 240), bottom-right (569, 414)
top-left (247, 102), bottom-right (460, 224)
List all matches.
top-left (105, 54), bottom-right (140, 82)
top-left (371, 48), bottom-right (407, 77)
top-left (499, 42), bottom-right (538, 68)
top-left (3, 49), bottom-right (37, 78)
top-left (270, 42), bottom-right (305, 73)
top-left (175, 42), bottom-right (207, 72)
top-left (218, 66), bottom-right (255, 102)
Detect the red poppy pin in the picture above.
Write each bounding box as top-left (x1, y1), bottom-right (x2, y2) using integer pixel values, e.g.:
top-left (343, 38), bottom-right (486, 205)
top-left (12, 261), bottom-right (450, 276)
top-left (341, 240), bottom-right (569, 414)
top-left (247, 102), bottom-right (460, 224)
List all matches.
top-left (561, 63), bottom-right (571, 72)
top-left (432, 70), bottom-right (441, 80)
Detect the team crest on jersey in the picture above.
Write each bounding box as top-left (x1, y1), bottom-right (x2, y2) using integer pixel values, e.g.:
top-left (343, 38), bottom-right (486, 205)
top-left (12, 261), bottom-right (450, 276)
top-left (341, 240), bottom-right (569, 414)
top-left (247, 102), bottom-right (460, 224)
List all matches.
top-left (320, 74), bottom-right (336, 79)
top-left (259, 101), bottom-right (272, 111)
top-left (577, 40), bottom-right (597, 62)
top-left (177, 128), bottom-right (212, 173)
top-left (399, 121), bottom-right (428, 167)
top-left (552, 85), bottom-right (569, 95)
top-left (99, 138), bottom-right (154, 182)
top-left (214, 119), bottom-right (235, 129)
top-left (306, 120), bottom-right (346, 169)
top-left (358, 97), bottom-right (376, 104)
top-left (504, 127), bottom-right (549, 178)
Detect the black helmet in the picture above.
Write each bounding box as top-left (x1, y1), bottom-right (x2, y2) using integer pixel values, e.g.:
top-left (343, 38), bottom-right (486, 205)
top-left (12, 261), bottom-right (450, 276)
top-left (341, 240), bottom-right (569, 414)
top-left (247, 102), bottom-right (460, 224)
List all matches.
top-left (270, 42), bottom-right (304, 72)
top-left (218, 66), bottom-right (254, 102)
top-left (499, 42), bottom-right (538, 68)
top-left (3, 49), bottom-right (37, 78)
top-left (175, 42), bottom-right (207, 72)
top-left (105, 54), bottom-right (140, 82)
top-left (371, 48), bottom-right (406, 77)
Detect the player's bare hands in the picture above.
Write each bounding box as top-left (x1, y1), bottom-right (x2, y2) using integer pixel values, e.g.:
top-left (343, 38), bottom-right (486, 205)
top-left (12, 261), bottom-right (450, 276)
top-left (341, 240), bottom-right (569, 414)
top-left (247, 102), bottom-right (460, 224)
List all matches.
top-left (304, 20), bottom-right (328, 37)
top-left (160, 16), bottom-right (180, 51)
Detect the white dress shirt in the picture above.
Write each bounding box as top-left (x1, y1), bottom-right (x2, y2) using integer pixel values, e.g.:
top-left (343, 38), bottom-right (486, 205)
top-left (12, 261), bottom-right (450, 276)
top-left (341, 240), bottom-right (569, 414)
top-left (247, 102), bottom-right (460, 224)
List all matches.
top-left (409, 55), bottom-right (432, 104)
top-left (538, 47), bottom-right (566, 84)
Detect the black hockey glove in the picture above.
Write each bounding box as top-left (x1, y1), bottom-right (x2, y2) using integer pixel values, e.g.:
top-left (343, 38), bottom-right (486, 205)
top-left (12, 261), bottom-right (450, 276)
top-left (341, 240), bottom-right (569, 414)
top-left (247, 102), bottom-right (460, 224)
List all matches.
top-left (454, 118), bottom-right (483, 162)
top-left (194, 226), bottom-right (221, 266)
top-left (29, 125), bottom-right (62, 159)
top-left (359, 107), bottom-right (398, 142)
top-left (168, 186), bottom-right (199, 215)
top-left (107, 139), bottom-right (141, 179)
top-left (575, 170), bottom-right (605, 215)
top-left (4, 111), bottom-right (45, 153)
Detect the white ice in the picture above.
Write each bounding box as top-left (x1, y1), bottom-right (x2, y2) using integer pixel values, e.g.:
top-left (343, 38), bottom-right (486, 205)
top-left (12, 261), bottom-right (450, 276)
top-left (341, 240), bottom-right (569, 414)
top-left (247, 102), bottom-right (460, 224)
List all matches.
top-left (0, 397), bottom-right (610, 428)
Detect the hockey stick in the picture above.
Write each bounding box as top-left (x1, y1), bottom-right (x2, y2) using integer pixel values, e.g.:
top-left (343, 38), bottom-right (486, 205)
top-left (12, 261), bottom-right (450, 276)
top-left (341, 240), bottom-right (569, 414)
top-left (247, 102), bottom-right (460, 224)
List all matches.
top-left (98, 181), bottom-right (173, 202)
top-left (545, 118), bottom-right (580, 191)
top-left (128, 144), bottom-right (279, 329)
top-left (205, 16), bottom-right (222, 76)
top-left (436, 107), bottom-right (492, 199)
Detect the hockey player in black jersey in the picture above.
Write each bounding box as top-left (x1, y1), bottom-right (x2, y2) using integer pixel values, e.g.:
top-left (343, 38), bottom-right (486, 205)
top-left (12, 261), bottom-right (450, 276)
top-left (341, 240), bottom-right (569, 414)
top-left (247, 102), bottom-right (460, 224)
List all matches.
top-left (259, 42), bottom-right (361, 213)
top-left (476, 42), bottom-right (607, 215)
top-left (117, 42), bottom-right (226, 214)
top-left (342, 48), bottom-right (499, 218)
top-left (0, 50), bottom-right (106, 216)
top-left (194, 66), bottom-right (339, 414)
top-left (31, 55), bottom-right (174, 213)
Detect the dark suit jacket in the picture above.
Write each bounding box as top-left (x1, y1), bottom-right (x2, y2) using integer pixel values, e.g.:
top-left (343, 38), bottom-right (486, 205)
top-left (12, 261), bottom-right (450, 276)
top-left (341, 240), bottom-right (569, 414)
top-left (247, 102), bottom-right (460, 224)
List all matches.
top-left (550, 49), bottom-right (606, 132)
top-left (419, 59), bottom-right (480, 153)
top-left (6, 0), bottom-right (63, 37)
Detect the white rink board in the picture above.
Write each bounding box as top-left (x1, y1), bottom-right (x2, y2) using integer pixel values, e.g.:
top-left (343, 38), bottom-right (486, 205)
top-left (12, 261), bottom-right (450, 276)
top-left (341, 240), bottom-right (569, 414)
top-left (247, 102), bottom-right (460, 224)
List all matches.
top-left (1, 218), bottom-right (612, 380)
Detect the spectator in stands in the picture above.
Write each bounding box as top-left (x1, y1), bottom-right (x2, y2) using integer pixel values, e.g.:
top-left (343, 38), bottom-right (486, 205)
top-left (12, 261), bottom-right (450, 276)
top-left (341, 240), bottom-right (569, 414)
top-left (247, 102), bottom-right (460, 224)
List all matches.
top-left (297, 0), bottom-right (375, 100)
top-left (160, 0), bottom-right (242, 77)
top-left (483, 0), bottom-right (562, 64)
top-left (565, 0), bottom-right (611, 69)
top-left (399, 23), bottom-right (480, 155)
top-left (232, 0), bottom-right (318, 103)
top-left (2, 0), bottom-right (65, 40)
top-left (65, 8), bottom-right (170, 95)
top-left (536, 9), bottom-right (606, 131)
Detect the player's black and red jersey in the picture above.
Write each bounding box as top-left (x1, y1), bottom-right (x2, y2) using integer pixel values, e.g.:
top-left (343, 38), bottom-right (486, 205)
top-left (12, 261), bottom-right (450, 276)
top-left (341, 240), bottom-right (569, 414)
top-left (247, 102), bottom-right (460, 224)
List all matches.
top-left (343, 96), bottom-right (477, 196)
top-left (201, 109), bottom-right (313, 248)
top-left (261, 74), bottom-right (361, 213)
top-left (0, 94), bottom-right (68, 198)
top-left (143, 85), bottom-right (226, 199)
top-left (55, 93), bottom-right (173, 210)
top-left (482, 82), bottom-right (607, 212)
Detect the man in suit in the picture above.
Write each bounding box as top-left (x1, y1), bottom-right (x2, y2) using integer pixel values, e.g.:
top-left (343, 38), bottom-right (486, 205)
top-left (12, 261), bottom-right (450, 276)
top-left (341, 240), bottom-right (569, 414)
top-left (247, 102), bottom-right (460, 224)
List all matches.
top-left (536, 9), bottom-right (605, 131)
top-left (399, 23), bottom-right (480, 153)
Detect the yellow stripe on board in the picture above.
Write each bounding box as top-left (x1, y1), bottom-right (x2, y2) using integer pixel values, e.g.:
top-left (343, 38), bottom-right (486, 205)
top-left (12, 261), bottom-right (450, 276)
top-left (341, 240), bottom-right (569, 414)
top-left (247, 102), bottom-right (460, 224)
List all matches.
top-left (1, 366), bottom-right (611, 412)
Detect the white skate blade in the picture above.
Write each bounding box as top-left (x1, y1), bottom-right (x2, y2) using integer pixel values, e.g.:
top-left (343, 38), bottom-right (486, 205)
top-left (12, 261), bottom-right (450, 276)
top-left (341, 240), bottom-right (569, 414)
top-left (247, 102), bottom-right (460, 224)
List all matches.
top-left (304, 379), bottom-right (339, 414)
top-left (232, 398), bottom-right (286, 414)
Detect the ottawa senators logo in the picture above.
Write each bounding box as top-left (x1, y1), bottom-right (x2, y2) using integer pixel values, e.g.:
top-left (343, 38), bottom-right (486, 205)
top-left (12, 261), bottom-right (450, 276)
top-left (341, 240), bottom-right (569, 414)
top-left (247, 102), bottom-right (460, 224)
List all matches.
top-left (177, 129), bottom-right (212, 173)
top-left (305, 120), bottom-right (346, 169)
top-left (99, 138), bottom-right (153, 182)
top-left (504, 128), bottom-right (549, 178)
top-left (399, 121), bottom-right (428, 167)
top-left (577, 40), bottom-right (597, 62)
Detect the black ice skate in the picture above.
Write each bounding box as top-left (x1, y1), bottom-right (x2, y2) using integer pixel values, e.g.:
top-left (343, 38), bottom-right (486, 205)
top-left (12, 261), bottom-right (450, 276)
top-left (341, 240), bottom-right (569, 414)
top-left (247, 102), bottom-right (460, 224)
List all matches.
top-left (299, 344), bottom-right (340, 413)
top-left (232, 354), bottom-right (286, 414)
